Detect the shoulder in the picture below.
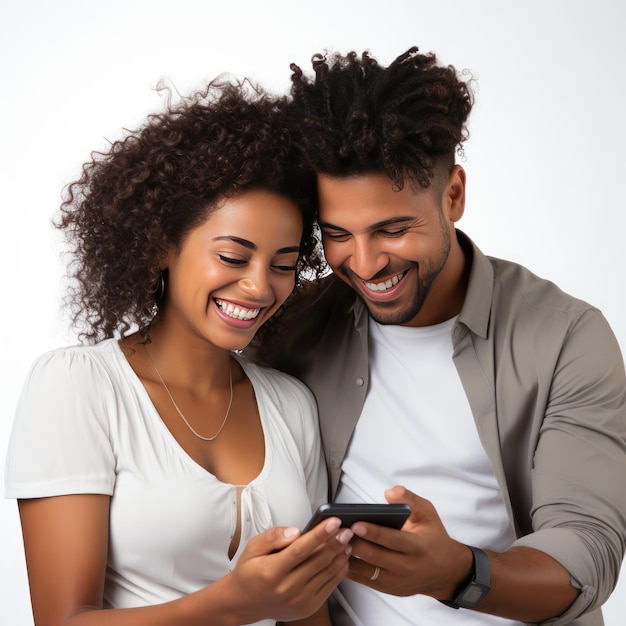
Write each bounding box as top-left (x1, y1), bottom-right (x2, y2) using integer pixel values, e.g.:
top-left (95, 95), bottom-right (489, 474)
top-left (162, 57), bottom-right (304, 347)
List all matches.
top-left (23, 339), bottom-right (121, 396)
top-left (464, 230), bottom-right (596, 321)
top-left (237, 356), bottom-right (318, 440)
top-left (16, 340), bottom-right (134, 424)
top-left (462, 235), bottom-right (620, 369)
top-left (489, 256), bottom-right (595, 317)
top-left (487, 255), bottom-right (609, 342)
top-left (486, 257), bottom-right (623, 376)
top-left (238, 356), bottom-right (315, 406)
top-left (7, 341), bottom-right (121, 498)
top-left (461, 232), bottom-right (600, 339)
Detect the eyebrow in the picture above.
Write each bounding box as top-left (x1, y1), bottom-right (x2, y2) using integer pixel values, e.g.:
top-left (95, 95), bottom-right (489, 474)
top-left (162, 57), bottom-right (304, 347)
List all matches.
top-left (212, 236), bottom-right (300, 254)
top-left (318, 216), bottom-right (415, 232)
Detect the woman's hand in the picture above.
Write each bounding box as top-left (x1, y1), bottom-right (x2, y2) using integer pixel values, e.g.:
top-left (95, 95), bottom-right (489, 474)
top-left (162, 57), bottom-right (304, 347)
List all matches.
top-left (18, 494), bottom-right (351, 626)
top-left (224, 517), bottom-right (353, 624)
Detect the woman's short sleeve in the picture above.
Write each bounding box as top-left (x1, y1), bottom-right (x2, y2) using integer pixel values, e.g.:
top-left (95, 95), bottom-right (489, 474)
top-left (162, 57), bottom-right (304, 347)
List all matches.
top-left (5, 347), bottom-right (116, 498)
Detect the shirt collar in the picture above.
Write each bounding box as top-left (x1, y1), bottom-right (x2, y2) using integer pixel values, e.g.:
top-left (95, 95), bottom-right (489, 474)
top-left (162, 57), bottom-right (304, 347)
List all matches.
top-left (456, 230), bottom-right (493, 339)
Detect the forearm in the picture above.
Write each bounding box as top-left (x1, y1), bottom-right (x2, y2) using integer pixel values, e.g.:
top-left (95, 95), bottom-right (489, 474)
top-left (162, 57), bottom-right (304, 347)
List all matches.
top-left (360, 488), bottom-right (585, 624)
top-left (52, 575), bottom-right (244, 626)
top-left (441, 545), bottom-right (579, 623)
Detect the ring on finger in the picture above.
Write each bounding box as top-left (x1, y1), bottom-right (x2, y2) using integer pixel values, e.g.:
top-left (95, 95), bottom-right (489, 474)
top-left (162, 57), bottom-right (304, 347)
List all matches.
top-left (369, 565), bottom-right (380, 581)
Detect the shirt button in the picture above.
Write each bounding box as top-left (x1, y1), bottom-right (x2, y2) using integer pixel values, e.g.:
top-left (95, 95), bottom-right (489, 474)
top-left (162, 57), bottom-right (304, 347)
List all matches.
top-left (355, 377), bottom-right (365, 387)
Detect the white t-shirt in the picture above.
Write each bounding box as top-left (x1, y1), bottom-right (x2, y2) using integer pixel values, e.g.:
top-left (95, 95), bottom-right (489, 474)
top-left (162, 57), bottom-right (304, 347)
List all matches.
top-left (5, 339), bottom-right (327, 624)
top-left (334, 318), bottom-right (521, 626)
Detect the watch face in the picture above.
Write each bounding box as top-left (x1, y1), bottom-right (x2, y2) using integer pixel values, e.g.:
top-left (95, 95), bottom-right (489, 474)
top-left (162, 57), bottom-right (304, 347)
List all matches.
top-left (440, 546), bottom-right (491, 609)
top-left (456, 546), bottom-right (491, 608)
top-left (461, 583), bottom-right (489, 605)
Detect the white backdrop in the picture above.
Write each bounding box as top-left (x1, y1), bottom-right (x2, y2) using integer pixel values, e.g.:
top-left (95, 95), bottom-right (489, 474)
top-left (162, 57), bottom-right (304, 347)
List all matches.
top-left (1, 1), bottom-right (625, 623)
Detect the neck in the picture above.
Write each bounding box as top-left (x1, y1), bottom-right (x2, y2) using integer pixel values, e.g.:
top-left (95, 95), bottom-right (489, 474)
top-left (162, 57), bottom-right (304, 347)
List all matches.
top-left (128, 319), bottom-right (232, 391)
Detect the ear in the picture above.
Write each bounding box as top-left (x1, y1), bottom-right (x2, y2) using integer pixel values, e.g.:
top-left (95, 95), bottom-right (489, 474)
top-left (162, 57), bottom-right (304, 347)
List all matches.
top-left (443, 165), bottom-right (466, 223)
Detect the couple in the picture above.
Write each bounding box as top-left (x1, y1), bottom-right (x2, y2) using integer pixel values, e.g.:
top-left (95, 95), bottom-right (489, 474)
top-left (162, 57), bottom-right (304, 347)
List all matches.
top-left (5, 47), bottom-right (625, 626)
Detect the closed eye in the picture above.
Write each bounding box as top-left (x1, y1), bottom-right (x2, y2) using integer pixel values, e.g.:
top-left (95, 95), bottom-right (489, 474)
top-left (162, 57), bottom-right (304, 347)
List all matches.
top-left (322, 230), bottom-right (351, 242)
top-left (272, 264), bottom-right (298, 272)
top-left (380, 228), bottom-right (408, 237)
top-left (219, 255), bottom-right (246, 266)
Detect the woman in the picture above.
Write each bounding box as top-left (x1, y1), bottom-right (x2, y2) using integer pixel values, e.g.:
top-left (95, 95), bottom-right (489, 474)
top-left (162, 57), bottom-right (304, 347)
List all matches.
top-left (4, 79), bottom-right (352, 625)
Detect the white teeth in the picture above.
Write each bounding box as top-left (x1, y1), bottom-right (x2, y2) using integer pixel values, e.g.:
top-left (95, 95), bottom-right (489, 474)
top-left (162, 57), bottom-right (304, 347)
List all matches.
top-left (215, 299), bottom-right (261, 321)
top-left (365, 273), bottom-right (403, 292)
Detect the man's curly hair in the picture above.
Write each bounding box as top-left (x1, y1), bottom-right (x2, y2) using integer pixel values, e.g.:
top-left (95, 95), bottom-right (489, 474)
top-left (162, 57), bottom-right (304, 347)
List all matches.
top-left (55, 78), bottom-right (324, 343)
top-left (289, 46), bottom-right (475, 190)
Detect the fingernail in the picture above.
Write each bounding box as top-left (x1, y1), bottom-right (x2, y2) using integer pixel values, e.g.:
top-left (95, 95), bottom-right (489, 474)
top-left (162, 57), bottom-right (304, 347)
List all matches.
top-left (336, 528), bottom-right (354, 545)
top-left (325, 517), bottom-right (342, 534)
top-left (352, 523), bottom-right (367, 537)
top-left (345, 543), bottom-right (353, 556)
top-left (284, 527), bottom-right (300, 539)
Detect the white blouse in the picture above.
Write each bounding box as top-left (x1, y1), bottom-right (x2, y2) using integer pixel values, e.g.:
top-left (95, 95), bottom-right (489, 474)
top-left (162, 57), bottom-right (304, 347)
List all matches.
top-left (5, 339), bottom-right (327, 623)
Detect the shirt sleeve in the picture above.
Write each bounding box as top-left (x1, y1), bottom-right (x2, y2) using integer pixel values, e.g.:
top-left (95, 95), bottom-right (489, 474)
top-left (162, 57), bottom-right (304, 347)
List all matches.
top-left (512, 308), bottom-right (626, 624)
top-left (4, 347), bottom-right (117, 499)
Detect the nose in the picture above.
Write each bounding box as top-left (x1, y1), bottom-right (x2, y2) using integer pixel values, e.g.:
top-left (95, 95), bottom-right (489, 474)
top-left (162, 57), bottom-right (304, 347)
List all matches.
top-left (348, 236), bottom-right (388, 280)
top-left (238, 264), bottom-right (273, 301)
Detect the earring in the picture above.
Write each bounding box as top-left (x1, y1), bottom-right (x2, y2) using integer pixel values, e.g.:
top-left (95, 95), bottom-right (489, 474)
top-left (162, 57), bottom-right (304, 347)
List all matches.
top-left (151, 272), bottom-right (166, 317)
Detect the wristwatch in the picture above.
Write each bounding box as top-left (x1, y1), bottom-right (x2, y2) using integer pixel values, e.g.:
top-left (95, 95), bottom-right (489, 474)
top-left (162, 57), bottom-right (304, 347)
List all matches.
top-left (440, 545), bottom-right (491, 609)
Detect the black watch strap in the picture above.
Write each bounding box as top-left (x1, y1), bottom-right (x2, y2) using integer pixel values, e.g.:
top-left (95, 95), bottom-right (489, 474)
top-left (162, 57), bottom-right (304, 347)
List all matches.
top-left (440, 545), bottom-right (491, 609)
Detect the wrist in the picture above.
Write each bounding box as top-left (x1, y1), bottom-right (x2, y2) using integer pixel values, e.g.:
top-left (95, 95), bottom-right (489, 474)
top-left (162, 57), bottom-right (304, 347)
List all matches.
top-left (436, 542), bottom-right (473, 600)
top-left (197, 573), bottom-right (251, 626)
top-left (439, 545), bottom-right (491, 609)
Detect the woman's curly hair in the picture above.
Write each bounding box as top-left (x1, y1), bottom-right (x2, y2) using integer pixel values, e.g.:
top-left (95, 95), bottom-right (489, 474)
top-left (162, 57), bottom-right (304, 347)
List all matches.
top-left (55, 78), bottom-right (324, 343)
top-left (289, 46), bottom-right (475, 190)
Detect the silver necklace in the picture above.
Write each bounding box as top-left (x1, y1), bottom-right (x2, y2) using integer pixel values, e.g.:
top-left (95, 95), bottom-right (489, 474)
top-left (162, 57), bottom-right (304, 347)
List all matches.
top-left (144, 345), bottom-right (233, 442)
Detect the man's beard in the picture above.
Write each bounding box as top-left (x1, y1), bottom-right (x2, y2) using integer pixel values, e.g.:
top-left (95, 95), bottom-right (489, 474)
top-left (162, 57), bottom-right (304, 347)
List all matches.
top-left (357, 223), bottom-right (452, 326)
top-left (360, 266), bottom-right (431, 325)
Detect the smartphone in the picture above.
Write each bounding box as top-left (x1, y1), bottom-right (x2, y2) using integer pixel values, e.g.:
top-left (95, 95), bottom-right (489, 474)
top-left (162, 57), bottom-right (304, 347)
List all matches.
top-left (303, 503), bottom-right (411, 533)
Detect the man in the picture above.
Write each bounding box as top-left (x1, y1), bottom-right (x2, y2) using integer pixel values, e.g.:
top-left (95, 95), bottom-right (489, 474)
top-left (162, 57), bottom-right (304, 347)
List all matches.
top-left (251, 47), bottom-right (626, 625)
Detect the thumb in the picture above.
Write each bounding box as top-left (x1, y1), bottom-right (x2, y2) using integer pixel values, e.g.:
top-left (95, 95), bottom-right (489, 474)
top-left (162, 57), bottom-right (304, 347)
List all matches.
top-left (384, 485), bottom-right (435, 525)
top-left (244, 526), bottom-right (302, 558)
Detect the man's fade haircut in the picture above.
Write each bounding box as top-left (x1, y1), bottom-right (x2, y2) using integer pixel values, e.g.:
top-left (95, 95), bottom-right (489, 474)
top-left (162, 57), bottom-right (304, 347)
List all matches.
top-left (289, 46), bottom-right (475, 191)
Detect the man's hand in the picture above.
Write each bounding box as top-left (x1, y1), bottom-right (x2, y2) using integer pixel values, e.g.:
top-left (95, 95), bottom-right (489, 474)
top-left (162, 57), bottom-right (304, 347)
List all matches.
top-left (346, 485), bottom-right (579, 623)
top-left (346, 485), bottom-right (471, 600)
